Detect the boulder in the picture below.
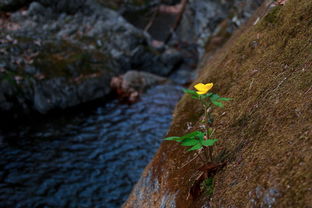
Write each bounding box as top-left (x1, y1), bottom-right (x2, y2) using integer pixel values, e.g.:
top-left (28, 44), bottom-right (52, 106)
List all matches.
top-left (111, 70), bottom-right (168, 102)
top-left (0, 37), bottom-right (119, 115)
top-left (176, 0), bottom-right (264, 57)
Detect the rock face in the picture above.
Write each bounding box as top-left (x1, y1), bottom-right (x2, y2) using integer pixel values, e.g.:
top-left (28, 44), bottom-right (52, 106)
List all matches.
top-left (176, 0), bottom-right (264, 57)
top-left (124, 0), bottom-right (312, 207)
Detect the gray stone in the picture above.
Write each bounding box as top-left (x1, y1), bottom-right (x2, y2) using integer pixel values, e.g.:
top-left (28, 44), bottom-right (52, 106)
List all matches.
top-left (176, 0), bottom-right (264, 57)
top-left (122, 70), bottom-right (168, 92)
top-left (28, 1), bottom-right (45, 16)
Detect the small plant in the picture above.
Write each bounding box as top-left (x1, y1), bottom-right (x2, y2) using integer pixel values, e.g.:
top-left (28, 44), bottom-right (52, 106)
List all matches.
top-left (164, 83), bottom-right (231, 163)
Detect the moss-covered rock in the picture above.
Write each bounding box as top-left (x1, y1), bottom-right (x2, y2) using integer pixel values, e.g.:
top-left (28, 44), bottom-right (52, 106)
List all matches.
top-left (124, 0), bottom-right (312, 207)
top-left (0, 37), bottom-right (120, 115)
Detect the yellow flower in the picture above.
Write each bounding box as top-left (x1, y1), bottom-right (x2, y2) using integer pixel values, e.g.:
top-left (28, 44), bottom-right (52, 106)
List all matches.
top-left (194, 83), bottom-right (213, 95)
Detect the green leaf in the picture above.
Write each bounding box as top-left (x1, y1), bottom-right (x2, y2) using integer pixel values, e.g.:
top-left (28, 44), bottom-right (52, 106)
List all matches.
top-left (181, 131), bottom-right (204, 139)
top-left (201, 93), bottom-right (213, 99)
top-left (210, 94), bottom-right (220, 101)
top-left (183, 88), bottom-right (201, 100)
top-left (211, 100), bottom-right (224, 108)
top-left (187, 143), bottom-right (203, 151)
top-left (198, 133), bottom-right (205, 141)
top-left (201, 139), bottom-right (218, 146)
top-left (218, 97), bottom-right (232, 101)
top-left (164, 136), bottom-right (181, 141)
top-left (191, 96), bottom-right (200, 100)
top-left (183, 89), bottom-right (198, 96)
top-left (181, 138), bottom-right (199, 146)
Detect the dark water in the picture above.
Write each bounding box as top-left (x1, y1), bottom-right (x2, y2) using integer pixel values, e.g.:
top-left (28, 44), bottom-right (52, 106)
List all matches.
top-left (0, 84), bottom-right (183, 208)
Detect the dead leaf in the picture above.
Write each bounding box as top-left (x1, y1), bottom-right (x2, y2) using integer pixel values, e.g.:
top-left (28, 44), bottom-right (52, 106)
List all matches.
top-left (189, 162), bottom-right (226, 199)
top-left (198, 162), bottom-right (226, 176)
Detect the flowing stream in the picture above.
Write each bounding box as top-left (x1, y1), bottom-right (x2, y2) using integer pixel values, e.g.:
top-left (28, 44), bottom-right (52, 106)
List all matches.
top-left (0, 84), bottom-right (183, 208)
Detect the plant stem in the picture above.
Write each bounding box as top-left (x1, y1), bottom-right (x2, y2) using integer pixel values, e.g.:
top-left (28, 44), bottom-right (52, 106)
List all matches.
top-left (201, 97), bottom-right (212, 162)
top-left (196, 151), bottom-right (206, 163)
top-left (180, 151), bottom-right (205, 169)
top-left (205, 107), bottom-right (211, 162)
top-left (206, 105), bottom-right (213, 162)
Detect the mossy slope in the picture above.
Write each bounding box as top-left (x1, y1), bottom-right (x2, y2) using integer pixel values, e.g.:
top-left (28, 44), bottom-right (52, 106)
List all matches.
top-left (124, 0), bottom-right (312, 207)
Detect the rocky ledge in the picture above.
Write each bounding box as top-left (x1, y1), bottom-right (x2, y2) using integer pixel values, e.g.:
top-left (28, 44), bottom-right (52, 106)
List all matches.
top-left (124, 0), bottom-right (312, 207)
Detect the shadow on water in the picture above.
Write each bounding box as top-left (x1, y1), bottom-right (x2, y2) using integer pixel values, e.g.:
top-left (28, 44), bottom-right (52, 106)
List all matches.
top-left (0, 84), bottom-right (183, 208)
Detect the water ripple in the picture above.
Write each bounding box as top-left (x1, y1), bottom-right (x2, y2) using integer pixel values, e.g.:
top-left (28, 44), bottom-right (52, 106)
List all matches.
top-left (0, 84), bottom-right (182, 208)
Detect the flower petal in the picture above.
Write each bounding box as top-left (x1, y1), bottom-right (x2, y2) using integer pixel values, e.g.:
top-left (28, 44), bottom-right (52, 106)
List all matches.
top-left (196, 91), bottom-right (207, 95)
top-left (194, 83), bottom-right (205, 91)
top-left (204, 83), bottom-right (213, 91)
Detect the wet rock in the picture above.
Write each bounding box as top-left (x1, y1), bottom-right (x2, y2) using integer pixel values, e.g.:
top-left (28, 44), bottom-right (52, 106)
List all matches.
top-left (27, 1), bottom-right (45, 16)
top-left (33, 74), bottom-right (113, 113)
top-left (177, 0), bottom-right (226, 47)
top-left (124, 170), bottom-right (178, 208)
top-left (111, 70), bottom-right (168, 103)
top-left (122, 70), bottom-right (168, 91)
top-left (130, 47), bottom-right (182, 76)
top-left (176, 0), bottom-right (264, 57)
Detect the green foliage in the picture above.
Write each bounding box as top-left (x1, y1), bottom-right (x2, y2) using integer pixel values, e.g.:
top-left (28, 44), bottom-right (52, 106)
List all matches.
top-left (201, 139), bottom-right (218, 146)
top-left (183, 88), bottom-right (231, 107)
top-left (209, 93), bottom-right (232, 108)
top-left (183, 88), bottom-right (212, 100)
top-left (164, 136), bottom-right (182, 141)
top-left (201, 177), bottom-right (214, 196)
top-left (188, 143), bottom-right (203, 151)
top-left (165, 130), bottom-right (218, 151)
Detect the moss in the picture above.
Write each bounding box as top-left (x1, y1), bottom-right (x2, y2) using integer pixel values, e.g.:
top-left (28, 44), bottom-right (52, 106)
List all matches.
top-left (204, 20), bottom-right (233, 54)
top-left (201, 177), bottom-right (214, 197)
top-left (33, 40), bottom-right (113, 80)
top-left (262, 5), bottom-right (282, 24)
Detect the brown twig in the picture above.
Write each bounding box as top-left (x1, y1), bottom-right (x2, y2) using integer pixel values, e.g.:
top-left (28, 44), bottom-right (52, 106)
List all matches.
top-left (180, 151), bottom-right (205, 169)
top-left (144, 8), bottom-right (159, 33)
